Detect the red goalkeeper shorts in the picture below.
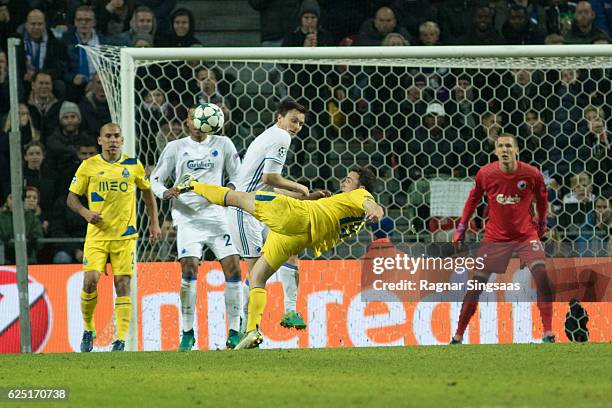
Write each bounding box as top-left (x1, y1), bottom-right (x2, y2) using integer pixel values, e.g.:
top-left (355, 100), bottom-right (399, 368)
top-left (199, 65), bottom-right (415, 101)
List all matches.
top-left (477, 239), bottom-right (546, 274)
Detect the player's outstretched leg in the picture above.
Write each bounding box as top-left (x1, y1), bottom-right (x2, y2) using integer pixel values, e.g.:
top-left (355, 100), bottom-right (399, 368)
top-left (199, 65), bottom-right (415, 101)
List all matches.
top-left (177, 178), bottom-right (255, 215)
top-left (234, 257), bottom-right (277, 350)
top-left (80, 271), bottom-right (100, 352)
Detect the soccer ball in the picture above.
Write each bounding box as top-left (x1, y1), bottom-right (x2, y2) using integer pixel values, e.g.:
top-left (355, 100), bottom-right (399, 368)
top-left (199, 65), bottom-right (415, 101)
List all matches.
top-left (192, 103), bottom-right (224, 134)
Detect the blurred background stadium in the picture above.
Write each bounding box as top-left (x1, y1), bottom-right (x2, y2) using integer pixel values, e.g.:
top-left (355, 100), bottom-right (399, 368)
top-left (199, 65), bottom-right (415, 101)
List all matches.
top-left (1, 0), bottom-right (610, 265)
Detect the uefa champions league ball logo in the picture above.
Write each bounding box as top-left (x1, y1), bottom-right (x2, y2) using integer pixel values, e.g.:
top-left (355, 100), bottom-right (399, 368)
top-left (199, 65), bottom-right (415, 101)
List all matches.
top-left (192, 103), bottom-right (224, 134)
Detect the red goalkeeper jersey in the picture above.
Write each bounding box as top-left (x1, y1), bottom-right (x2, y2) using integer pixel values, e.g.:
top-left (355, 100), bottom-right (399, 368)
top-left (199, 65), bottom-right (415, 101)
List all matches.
top-left (459, 161), bottom-right (548, 242)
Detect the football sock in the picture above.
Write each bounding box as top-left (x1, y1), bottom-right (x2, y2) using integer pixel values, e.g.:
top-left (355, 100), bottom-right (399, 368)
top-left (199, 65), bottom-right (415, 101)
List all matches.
top-left (279, 263), bottom-right (298, 313)
top-left (538, 302), bottom-right (553, 333)
top-left (455, 274), bottom-right (489, 337)
top-left (180, 275), bottom-right (197, 332)
top-left (246, 287), bottom-right (267, 332)
top-left (241, 279), bottom-right (250, 332)
top-left (81, 289), bottom-right (98, 332)
top-left (531, 264), bottom-right (553, 333)
top-left (114, 296), bottom-right (131, 341)
top-left (191, 182), bottom-right (230, 206)
top-left (456, 301), bottom-right (478, 337)
top-left (224, 279), bottom-right (242, 332)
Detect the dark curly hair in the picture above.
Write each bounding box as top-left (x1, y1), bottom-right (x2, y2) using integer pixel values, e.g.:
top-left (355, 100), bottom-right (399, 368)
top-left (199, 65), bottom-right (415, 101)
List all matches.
top-left (350, 166), bottom-right (377, 194)
top-left (276, 99), bottom-right (307, 117)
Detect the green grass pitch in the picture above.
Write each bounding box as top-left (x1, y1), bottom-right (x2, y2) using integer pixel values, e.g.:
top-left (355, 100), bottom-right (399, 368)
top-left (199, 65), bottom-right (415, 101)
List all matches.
top-left (0, 343), bottom-right (610, 408)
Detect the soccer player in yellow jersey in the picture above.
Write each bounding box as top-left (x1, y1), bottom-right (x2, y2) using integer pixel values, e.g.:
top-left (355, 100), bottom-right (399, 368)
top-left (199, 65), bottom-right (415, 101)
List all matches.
top-left (177, 166), bottom-right (384, 349)
top-left (67, 123), bottom-right (161, 352)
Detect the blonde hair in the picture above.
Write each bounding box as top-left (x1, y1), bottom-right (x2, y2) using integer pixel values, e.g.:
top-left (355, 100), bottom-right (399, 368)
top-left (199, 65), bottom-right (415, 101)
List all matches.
top-left (419, 21), bottom-right (440, 36)
top-left (382, 33), bottom-right (409, 46)
top-left (3, 104), bottom-right (40, 142)
top-left (545, 33), bottom-right (564, 45)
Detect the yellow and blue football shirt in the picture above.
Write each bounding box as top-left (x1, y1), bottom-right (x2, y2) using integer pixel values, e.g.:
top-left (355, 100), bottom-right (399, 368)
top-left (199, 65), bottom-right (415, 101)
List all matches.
top-left (305, 188), bottom-right (376, 256)
top-left (251, 188), bottom-right (377, 269)
top-left (69, 153), bottom-right (149, 241)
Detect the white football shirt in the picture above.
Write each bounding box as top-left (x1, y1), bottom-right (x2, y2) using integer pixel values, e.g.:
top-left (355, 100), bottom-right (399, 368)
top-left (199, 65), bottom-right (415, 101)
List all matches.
top-left (233, 125), bottom-right (291, 192)
top-left (151, 135), bottom-right (241, 225)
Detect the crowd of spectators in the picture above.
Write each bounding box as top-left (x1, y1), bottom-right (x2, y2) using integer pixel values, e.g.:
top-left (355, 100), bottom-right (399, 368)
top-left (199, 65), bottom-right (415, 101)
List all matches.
top-left (0, 0), bottom-right (610, 263)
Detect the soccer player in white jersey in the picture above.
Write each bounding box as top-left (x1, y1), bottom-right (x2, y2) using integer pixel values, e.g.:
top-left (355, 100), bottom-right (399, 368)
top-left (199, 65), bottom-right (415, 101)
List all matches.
top-left (227, 99), bottom-right (310, 330)
top-left (151, 107), bottom-right (243, 350)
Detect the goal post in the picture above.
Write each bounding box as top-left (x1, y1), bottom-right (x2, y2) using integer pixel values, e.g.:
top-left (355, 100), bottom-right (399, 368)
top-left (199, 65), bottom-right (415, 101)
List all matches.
top-left (83, 43), bottom-right (612, 257)
top-left (83, 44), bottom-right (611, 348)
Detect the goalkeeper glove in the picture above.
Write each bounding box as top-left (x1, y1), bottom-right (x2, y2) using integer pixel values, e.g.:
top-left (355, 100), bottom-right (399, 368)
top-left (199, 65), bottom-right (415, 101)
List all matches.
top-left (537, 219), bottom-right (548, 238)
top-left (452, 221), bottom-right (467, 244)
top-left (176, 173), bottom-right (196, 194)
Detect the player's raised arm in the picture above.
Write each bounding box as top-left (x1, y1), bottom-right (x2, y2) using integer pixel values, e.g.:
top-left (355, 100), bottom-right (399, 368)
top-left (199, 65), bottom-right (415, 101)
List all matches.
top-left (364, 200), bottom-right (384, 223)
top-left (262, 173), bottom-right (309, 197)
top-left (534, 170), bottom-right (549, 238)
top-left (453, 171), bottom-right (485, 243)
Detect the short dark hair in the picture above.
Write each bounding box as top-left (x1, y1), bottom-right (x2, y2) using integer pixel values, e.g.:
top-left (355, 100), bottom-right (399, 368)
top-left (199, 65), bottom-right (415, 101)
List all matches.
top-left (276, 99), bottom-right (307, 117)
top-left (26, 8), bottom-right (46, 21)
top-left (195, 65), bottom-right (218, 81)
top-left (133, 5), bottom-right (155, 18)
top-left (351, 166), bottom-right (377, 194)
top-left (32, 70), bottom-right (52, 83)
top-left (509, 5), bottom-right (527, 15)
top-left (23, 140), bottom-right (45, 155)
top-left (75, 4), bottom-right (95, 16)
top-left (76, 135), bottom-right (99, 148)
top-left (457, 74), bottom-right (471, 83)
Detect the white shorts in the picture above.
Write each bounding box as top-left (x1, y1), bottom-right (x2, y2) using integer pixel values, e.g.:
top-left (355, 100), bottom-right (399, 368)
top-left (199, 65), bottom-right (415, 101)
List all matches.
top-left (227, 207), bottom-right (269, 259)
top-left (176, 218), bottom-right (238, 261)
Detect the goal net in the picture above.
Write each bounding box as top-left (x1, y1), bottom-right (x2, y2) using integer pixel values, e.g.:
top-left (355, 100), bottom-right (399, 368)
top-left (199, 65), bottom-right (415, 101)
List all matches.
top-left (83, 45), bottom-right (611, 261)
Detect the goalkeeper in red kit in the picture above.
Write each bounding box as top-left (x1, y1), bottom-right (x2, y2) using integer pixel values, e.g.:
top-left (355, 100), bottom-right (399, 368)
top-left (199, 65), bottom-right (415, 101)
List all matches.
top-left (451, 134), bottom-right (555, 344)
